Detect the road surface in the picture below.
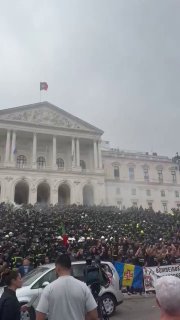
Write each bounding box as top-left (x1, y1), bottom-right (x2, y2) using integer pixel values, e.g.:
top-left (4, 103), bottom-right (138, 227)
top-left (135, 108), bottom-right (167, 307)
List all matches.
top-left (112, 295), bottom-right (160, 320)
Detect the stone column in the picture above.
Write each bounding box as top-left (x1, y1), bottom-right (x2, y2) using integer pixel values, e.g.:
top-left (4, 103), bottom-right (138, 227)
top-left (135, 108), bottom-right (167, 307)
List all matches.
top-left (76, 138), bottom-right (80, 167)
top-left (72, 181), bottom-right (81, 204)
top-left (5, 130), bottom-right (11, 164)
top-left (93, 141), bottom-right (98, 170)
top-left (52, 136), bottom-right (57, 169)
top-left (52, 187), bottom-right (58, 205)
top-left (30, 186), bottom-right (37, 205)
top-left (32, 133), bottom-right (37, 169)
top-left (10, 131), bottom-right (16, 164)
top-left (72, 137), bottom-right (76, 167)
top-left (98, 140), bottom-right (102, 169)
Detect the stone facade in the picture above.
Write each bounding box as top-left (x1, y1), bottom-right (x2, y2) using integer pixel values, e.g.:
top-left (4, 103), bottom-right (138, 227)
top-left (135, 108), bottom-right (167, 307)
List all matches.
top-left (0, 101), bottom-right (179, 212)
top-left (103, 146), bottom-right (180, 212)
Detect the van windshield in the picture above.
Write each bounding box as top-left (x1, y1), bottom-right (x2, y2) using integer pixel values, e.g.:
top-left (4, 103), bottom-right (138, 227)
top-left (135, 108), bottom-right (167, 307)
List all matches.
top-left (22, 267), bottom-right (49, 287)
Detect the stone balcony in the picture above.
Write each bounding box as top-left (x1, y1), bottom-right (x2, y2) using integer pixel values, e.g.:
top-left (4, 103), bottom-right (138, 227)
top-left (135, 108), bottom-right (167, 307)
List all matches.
top-left (0, 162), bottom-right (104, 176)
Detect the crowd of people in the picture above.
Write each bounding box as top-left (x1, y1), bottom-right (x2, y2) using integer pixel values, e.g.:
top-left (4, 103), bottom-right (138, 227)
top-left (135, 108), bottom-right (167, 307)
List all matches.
top-left (0, 202), bottom-right (180, 275)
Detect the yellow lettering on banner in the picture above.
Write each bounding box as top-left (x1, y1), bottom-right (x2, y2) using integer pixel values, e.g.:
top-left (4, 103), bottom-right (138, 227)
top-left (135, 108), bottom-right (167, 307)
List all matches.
top-left (122, 264), bottom-right (135, 287)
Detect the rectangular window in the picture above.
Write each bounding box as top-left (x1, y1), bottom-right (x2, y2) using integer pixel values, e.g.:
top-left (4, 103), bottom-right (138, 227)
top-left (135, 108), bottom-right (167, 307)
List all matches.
top-left (162, 202), bottom-right (167, 213)
top-left (132, 188), bottom-right (136, 196)
top-left (161, 190), bottom-right (165, 197)
top-left (114, 166), bottom-right (120, 178)
top-left (172, 171), bottom-right (176, 183)
top-left (175, 191), bottom-right (179, 198)
top-left (146, 190), bottom-right (151, 196)
top-left (132, 202), bottom-right (137, 207)
top-left (177, 203), bottom-right (180, 209)
top-left (144, 168), bottom-right (149, 181)
top-left (117, 201), bottom-right (122, 209)
top-left (147, 201), bottom-right (153, 209)
top-left (129, 167), bottom-right (135, 181)
top-left (116, 188), bottom-right (120, 195)
top-left (158, 170), bottom-right (163, 183)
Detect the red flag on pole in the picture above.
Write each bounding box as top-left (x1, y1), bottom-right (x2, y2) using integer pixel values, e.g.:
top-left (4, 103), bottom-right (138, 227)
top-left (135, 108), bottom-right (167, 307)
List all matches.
top-left (40, 82), bottom-right (48, 91)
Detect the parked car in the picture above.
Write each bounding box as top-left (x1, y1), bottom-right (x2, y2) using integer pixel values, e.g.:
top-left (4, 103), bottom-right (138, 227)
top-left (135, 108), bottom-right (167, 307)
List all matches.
top-left (1, 261), bottom-right (123, 319)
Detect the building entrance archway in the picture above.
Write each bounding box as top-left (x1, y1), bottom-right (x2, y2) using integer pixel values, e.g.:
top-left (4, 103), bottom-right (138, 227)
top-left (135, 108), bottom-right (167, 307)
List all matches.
top-left (37, 182), bottom-right (50, 203)
top-left (58, 184), bottom-right (70, 206)
top-left (14, 181), bottom-right (29, 204)
top-left (83, 185), bottom-right (94, 206)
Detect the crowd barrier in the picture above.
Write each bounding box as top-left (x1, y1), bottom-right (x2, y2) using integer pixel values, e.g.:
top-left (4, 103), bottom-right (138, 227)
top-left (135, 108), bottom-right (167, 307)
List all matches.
top-left (114, 262), bottom-right (180, 292)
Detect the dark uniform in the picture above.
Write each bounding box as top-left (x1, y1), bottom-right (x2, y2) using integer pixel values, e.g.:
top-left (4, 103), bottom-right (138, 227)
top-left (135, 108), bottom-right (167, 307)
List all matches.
top-left (0, 287), bottom-right (20, 320)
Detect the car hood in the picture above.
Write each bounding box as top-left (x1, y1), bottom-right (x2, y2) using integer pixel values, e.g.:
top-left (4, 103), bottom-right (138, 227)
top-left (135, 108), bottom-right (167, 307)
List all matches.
top-left (16, 286), bottom-right (31, 297)
top-left (0, 286), bottom-right (31, 298)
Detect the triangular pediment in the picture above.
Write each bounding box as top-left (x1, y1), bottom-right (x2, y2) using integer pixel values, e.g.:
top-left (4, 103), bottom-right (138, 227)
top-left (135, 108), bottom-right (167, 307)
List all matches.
top-left (0, 101), bottom-right (103, 134)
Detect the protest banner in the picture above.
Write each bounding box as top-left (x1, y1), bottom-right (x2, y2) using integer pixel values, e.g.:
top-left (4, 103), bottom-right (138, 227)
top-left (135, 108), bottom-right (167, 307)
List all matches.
top-left (143, 264), bottom-right (180, 292)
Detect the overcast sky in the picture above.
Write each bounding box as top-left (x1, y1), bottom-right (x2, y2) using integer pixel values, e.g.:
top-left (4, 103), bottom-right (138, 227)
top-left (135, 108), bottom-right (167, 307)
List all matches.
top-left (0, 0), bottom-right (180, 157)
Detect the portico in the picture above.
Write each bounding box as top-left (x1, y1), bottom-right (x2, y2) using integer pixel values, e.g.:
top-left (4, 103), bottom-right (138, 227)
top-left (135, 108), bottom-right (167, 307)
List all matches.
top-left (0, 102), bottom-right (105, 205)
top-left (3, 130), bottom-right (103, 172)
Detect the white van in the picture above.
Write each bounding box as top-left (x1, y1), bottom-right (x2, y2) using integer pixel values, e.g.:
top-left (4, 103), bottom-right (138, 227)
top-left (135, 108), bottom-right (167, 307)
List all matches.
top-left (2, 261), bottom-right (123, 319)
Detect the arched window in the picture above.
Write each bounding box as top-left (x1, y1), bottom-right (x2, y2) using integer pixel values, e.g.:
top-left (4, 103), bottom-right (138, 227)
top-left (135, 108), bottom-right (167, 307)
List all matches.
top-left (17, 155), bottom-right (27, 168)
top-left (80, 160), bottom-right (86, 170)
top-left (56, 158), bottom-right (64, 169)
top-left (37, 156), bottom-right (46, 169)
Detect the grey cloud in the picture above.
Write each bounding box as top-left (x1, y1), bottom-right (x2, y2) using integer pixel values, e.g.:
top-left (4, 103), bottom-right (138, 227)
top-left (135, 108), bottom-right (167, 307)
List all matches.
top-left (0, 0), bottom-right (180, 156)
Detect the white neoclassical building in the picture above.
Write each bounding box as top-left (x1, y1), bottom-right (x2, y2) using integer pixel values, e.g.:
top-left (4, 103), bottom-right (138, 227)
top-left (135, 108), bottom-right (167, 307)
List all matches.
top-left (0, 101), bottom-right (179, 212)
top-left (0, 102), bottom-right (105, 206)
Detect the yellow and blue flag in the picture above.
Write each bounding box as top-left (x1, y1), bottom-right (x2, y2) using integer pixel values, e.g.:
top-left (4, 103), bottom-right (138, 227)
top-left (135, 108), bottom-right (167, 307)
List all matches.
top-left (114, 262), bottom-right (143, 288)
